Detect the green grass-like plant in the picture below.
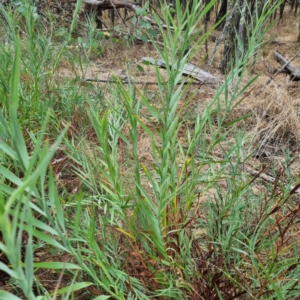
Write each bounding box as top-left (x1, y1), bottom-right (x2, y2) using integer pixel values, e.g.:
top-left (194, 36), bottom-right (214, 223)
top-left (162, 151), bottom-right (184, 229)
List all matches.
top-left (0, 0), bottom-right (299, 299)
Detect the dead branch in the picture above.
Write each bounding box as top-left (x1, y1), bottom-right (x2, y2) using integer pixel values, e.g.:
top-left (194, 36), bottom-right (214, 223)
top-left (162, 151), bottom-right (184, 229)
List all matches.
top-left (274, 51), bottom-right (300, 81)
top-left (142, 57), bottom-right (222, 87)
top-left (84, 78), bottom-right (203, 85)
top-left (254, 49), bottom-right (300, 97)
top-left (83, 0), bottom-right (170, 29)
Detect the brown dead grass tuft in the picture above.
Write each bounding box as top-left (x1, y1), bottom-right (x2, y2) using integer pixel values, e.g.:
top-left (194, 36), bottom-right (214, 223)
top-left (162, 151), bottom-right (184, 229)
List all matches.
top-left (231, 76), bottom-right (300, 159)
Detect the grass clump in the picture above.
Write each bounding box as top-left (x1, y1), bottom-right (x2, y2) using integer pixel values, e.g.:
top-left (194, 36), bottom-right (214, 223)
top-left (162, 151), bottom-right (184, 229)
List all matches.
top-left (0, 0), bottom-right (299, 299)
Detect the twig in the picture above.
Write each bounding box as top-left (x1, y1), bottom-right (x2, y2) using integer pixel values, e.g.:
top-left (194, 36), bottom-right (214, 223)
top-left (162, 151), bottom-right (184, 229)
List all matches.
top-left (109, 0), bottom-right (127, 28)
top-left (52, 263), bottom-right (66, 300)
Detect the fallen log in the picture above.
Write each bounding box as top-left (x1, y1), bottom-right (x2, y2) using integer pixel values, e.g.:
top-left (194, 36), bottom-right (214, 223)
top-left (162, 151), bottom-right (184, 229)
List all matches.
top-left (142, 57), bottom-right (222, 87)
top-left (274, 51), bottom-right (300, 81)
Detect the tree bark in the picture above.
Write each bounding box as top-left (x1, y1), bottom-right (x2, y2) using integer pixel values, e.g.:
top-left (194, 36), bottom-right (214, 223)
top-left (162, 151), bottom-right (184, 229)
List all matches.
top-left (206, 0), bottom-right (241, 72)
top-left (238, 0), bottom-right (247, 60)
top-left (220, 0), bottom-right (239, 74)
top-left (215, 0), bottom-right (227, 29)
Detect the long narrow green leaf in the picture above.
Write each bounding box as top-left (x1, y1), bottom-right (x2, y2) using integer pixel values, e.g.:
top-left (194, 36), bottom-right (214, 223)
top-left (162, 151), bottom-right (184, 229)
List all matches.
top-left (0, 262), bottom-right (19, 279)
top-left (23, 217), bottom-right (59, 236)
top-left (25, 208), bottom-right (34, 294)
top-left (49, 170), bottom-right (65, 231)
top-left (0, 164), bottom-right (23, 186)
top-left (5, 126), bottom-right (67, 211)
top-left (0, 291), bottom-right (23, 300)
top-left (9, 35), bottom-right (29, 170)
top-left (33, 262), bottom-right (82, 270)
top-left (0, 141), bottom-right (17, 160)
top-left (51, 282), bottom-right (93, 296)
top-left (31, 229), bottom-right (68, 253)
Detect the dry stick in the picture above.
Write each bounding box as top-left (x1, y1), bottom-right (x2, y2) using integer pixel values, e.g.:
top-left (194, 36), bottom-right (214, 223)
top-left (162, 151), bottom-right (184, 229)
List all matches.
top-left (52, 263), bottom-right (66, 300)
top-left (254, 49), bottom-right (300, 97)
top-left (84, 78), bottom-right (203, 85)
top-left (109, 0), bottom-right (127, 28)
top-left (244, 165), bottom-right (300, 195)
top-left (206, 0), bottom-right (242, 72)
top-left (204, 14), bottom-right (208, 57)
